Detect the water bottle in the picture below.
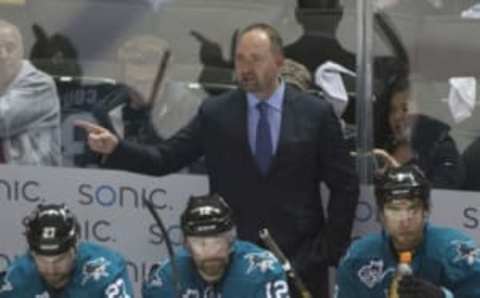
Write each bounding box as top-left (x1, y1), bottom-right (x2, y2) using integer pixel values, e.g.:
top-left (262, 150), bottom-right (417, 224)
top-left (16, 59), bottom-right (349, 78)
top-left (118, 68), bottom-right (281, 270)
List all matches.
top-left (389, 251), bottom-right (413, 298)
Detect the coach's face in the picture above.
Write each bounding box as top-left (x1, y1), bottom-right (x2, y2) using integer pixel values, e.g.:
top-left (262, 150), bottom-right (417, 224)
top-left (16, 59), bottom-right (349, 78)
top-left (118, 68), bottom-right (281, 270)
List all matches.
top-left (234, 29), bottom-right (283, 100)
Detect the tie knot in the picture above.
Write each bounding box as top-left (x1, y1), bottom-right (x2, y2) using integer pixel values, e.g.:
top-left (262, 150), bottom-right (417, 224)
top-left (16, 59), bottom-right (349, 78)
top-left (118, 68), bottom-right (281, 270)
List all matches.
top-left (257, 102), bottom-right (269, 115)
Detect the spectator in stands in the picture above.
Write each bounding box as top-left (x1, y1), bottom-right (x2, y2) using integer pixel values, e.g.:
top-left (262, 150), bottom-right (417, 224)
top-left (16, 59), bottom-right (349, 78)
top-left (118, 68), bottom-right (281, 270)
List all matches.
top-left (143, 193), bottom-right (290, 298)
top-left (0, 19), bottom-right (61, 165)
top-left (374, 74), bottom-right (464, 189)
top-left (0, 203), bottom-right (133, 297)
top-left (281, 58), bottom-right (312, 91)
top-left (284, 0), bottom-right (355, 83)
top-left (78, 23), bottom-right (359, 298)
top-left (30, 23), bottom-right (82, 78)
top-left (461, 137), bottom-right (480, 191)
top-left (336, 164), bottom-right (480, 298)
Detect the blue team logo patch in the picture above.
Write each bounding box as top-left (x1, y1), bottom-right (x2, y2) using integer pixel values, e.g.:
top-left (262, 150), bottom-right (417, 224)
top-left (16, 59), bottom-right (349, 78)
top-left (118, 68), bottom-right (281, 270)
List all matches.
top-left (452, 240), bottom-right (480, 266)
top-left (0, 271), bottom-right (13, 293)
top-left (244, 252), bottom-right (277, 274)
top-left (357, 259), bottom-right (395, 288)
top-left (81, 257), bottom-right (111, 285)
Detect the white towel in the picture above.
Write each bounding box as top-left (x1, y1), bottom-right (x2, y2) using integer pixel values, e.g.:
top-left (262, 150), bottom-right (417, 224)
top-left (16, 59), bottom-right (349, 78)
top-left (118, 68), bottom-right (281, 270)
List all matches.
top-left (314, 61), bottom-right (355, 118)
top-left (448, 77), bottom-right (476, 123)
top-left (462, 3), bottom-right (480, 19)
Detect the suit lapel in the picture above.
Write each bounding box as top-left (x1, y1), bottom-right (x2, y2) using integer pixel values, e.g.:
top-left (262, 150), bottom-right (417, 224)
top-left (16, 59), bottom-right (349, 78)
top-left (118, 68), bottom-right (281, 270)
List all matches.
top-left (230, 90), bottom-right (256, 163)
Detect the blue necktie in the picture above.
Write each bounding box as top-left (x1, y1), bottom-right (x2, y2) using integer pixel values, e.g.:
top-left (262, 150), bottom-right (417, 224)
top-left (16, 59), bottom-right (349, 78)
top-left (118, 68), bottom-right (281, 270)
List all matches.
top-left (255, 102), bottom-right (273, 175)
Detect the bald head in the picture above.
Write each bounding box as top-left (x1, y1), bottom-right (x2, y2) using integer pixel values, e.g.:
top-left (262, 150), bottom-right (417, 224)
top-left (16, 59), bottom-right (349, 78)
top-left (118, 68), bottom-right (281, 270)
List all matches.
top-left (234, 23), bottom-right (284, 99)
top-left (0, 19), bottom-right (24, 90)
top-left (238, 23), bottom-right (284, 56)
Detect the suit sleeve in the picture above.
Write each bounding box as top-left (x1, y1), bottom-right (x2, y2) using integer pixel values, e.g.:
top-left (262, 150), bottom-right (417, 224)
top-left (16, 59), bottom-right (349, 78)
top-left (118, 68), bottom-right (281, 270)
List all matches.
top-left (105, 106), bottom-right (204, 176)
top-left (0, 69), bottom-right (60, 138)
top-left (319, 103), bottom-right (359, 266)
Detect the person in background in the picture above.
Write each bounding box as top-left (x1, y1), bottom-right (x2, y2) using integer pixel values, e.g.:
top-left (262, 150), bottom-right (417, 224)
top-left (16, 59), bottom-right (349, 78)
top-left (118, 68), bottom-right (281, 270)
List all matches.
top-left (280, 58), bottom-right (312, 91)
top-left (336, 164), bottom-right (480, 298)
top-left (96, 34), bottom-right (207, 145)
top-left (143, 193), bottom-right (290, 298)
top-left (0, 19), bottom-right (61, 165)
top-left (0, 203), bottom-right (133, 297)
top-left (92, 34), bottom-right (206, 172)
top-left (374, 74), bottom-right (464, 188)
top-left (29, 23), bottom-right (82, 78)
top-left (78, 23), bottom-right (359, 298)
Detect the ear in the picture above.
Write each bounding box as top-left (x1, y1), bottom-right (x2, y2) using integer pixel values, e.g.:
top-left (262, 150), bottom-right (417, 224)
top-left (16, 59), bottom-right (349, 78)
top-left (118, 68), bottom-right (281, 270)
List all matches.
top-left (274, 53), bottom-right (284, 69)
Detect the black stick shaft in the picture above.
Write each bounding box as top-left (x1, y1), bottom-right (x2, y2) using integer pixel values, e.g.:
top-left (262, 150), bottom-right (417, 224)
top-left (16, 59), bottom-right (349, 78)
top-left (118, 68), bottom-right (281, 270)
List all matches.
top-left (144, 198), bottom-right (182, 298)
top-left (259, 228), bottom-right (312, 298)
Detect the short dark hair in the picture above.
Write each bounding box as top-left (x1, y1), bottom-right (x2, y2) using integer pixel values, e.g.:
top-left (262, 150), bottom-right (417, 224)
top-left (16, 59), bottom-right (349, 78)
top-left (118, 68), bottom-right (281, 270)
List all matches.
top-left (239, 23), bottom-right (284, 55)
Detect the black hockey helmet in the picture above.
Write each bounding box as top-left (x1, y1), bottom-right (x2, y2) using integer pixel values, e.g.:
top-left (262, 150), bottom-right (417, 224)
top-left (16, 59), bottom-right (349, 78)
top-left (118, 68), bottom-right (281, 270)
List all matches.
top-left (181, 194), bottom-right (234, 236)
top-left (374, 164), bottom-right (431, 209)
top-left (24, 204), bottom-right (79, 256)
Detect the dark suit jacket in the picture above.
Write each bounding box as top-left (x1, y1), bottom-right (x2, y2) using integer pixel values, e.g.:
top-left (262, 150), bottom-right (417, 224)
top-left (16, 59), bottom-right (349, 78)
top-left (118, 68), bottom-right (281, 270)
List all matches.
top-left (107, 85), bottom-right (359, 276)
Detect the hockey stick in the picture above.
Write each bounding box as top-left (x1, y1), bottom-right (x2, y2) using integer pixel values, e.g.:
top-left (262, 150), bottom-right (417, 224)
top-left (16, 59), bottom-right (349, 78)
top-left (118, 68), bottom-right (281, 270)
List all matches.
top-left (143, 198), bottom-right (182, 298)
top-left (259, 228), bottom-right (312, 298)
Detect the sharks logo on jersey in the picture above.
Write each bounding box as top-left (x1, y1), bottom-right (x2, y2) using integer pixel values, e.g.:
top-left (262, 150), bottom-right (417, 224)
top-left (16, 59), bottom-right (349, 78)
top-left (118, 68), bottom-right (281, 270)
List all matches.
top-left (0, 271), bottom-right (13, 293)
top-left (244, 252), bottom-right (277, 274)
top-left (357, 259), bottom-right (395, 288)
top-left (452, 240), bottom-right (480, 266)
top-left (81, 257), bottom-right (111, 285)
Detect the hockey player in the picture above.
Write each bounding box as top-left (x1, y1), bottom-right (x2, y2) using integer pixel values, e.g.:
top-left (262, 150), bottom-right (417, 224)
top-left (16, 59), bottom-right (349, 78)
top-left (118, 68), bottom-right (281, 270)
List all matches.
top-left (0, 204), bottom-right (133, 297)
top-left (143, 193), bottom-right (290, 298)
top-left (335, 164), bottom-right (480, 298)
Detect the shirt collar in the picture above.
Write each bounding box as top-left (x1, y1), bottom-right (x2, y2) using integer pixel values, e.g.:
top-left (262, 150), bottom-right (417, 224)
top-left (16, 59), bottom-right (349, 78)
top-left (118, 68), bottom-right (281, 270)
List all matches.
top-left (246, 80), bottom-right (285, 112)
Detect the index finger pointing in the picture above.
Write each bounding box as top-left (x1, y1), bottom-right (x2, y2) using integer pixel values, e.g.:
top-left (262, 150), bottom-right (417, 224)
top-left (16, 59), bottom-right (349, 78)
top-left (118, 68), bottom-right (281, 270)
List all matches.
top-left (74, 120), bottom-right (105, 134)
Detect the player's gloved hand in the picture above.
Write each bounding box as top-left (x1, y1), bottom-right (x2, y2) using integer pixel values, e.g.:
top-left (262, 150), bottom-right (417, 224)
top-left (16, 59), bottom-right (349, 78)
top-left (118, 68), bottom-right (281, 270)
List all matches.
top-left (398, 276), bottom-right (444, 298)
